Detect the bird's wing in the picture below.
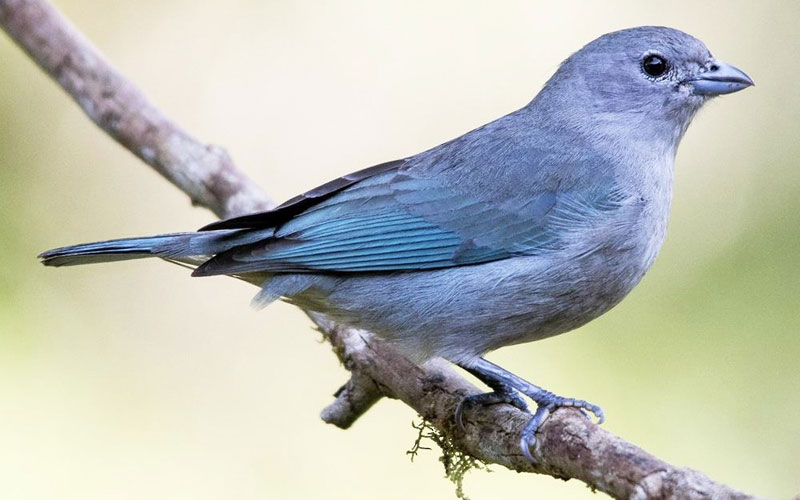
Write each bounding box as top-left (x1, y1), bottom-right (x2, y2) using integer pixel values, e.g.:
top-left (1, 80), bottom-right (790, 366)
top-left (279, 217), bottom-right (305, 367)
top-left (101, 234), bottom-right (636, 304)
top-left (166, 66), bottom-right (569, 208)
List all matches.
top-left (193, 154), bottom-right (627, 276)
top-left (200, 159), bottom-right (405, 232)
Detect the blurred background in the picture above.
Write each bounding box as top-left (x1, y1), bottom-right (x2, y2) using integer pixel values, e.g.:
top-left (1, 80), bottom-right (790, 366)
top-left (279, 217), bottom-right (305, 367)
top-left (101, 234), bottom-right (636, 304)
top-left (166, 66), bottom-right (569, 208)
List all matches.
top-left (1, 1), bottom-right (798, 499)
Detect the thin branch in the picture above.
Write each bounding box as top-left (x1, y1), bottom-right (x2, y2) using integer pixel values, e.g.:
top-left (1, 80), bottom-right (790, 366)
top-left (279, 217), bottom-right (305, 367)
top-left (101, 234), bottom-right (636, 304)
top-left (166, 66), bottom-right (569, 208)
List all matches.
top-left (0, 0), bottom-right (269, 218)
top-left (0, 1), bottom-right (769, 498)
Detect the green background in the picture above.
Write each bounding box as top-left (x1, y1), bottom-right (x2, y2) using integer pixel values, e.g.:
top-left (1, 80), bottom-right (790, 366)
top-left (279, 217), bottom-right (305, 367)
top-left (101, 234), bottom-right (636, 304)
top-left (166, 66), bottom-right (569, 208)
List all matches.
top-left (1, 1), bottom-right (798, 498)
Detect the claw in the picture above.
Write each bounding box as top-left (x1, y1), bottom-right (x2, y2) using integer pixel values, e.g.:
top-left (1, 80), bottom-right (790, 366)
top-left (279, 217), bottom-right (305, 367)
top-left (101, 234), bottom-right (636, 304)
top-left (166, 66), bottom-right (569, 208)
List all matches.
top-left (520, 405), bottom-right (551, 463)
top-left (591, 405), bottom-right (605, 425)
top-left (454, 398), bottom-right (469, 431)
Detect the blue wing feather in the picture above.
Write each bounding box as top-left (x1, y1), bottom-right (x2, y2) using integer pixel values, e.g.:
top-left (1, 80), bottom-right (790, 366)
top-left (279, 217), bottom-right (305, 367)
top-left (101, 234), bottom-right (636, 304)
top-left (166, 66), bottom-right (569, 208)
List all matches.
top-left (194, 115), bottom-right (630, 277)
top-left (194, 169), bottom-right (625, 276)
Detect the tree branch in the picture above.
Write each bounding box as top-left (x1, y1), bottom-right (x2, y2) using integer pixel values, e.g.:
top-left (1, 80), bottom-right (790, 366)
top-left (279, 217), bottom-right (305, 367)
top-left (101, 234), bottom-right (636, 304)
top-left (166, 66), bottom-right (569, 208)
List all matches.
top-left (0, 0), bottom-right (269, 218)
top-left (0, 1), bottom-right (769, 498)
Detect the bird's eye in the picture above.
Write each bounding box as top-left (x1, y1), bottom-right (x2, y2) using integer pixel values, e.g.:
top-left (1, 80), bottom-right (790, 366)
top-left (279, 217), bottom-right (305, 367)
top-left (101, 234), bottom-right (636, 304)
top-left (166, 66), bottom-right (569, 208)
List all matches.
top-left (642, 54), bottom-right (669, 78)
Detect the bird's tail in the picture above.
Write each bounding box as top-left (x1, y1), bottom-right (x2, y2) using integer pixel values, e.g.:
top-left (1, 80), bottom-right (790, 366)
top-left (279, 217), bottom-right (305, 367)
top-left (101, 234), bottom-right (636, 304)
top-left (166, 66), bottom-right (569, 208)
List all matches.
top-left (38, 229), bottom-right (269, 267)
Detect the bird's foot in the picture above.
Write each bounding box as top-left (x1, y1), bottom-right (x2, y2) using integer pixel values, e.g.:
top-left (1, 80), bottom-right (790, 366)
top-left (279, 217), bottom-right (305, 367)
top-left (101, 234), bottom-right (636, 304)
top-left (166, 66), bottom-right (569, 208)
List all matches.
top-left (456, 357), bottom-right (605, 463)
top-left (516, 389), bottom-right (604, 462)
top-left (454, 385), bottom-right (529, 431)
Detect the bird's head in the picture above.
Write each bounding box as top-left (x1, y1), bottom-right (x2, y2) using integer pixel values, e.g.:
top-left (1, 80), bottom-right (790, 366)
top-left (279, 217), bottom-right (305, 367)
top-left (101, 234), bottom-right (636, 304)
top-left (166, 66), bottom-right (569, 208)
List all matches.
top-left (535, 26), bottom-right (753, 152)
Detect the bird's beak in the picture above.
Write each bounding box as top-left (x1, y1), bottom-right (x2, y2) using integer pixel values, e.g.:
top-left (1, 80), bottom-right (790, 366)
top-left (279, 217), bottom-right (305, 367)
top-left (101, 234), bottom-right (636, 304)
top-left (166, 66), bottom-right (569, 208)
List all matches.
top-left (685, 60), bottom-right (754, 96)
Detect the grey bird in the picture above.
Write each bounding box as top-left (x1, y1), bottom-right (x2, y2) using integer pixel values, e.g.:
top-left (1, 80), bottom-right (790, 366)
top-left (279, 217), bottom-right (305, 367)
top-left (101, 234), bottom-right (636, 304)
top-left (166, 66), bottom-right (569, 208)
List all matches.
top-left (39, 26), bottom-right (753, 460)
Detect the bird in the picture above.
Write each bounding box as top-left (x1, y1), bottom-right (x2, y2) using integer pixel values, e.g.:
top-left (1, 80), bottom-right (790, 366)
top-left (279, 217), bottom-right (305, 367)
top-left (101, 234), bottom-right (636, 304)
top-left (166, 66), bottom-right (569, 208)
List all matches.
top-left (39, 26), bottom-right (753, 461)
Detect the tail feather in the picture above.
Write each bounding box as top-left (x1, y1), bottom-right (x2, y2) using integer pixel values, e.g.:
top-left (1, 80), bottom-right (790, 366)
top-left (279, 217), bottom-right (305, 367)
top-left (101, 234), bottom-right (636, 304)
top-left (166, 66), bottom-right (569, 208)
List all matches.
top-left (38, 229), bottom-right (272, 267)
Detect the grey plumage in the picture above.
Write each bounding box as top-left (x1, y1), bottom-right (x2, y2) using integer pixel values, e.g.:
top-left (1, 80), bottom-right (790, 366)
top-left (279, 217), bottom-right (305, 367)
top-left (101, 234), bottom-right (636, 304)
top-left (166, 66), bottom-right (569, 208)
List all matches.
top-left (39, 26), bottom-right (753, 459)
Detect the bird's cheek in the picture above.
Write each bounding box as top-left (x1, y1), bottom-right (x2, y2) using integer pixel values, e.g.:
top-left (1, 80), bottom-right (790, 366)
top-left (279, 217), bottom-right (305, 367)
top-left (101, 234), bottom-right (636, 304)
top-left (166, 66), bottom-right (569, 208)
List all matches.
top-left (675, 81), bottom-right (695, 97)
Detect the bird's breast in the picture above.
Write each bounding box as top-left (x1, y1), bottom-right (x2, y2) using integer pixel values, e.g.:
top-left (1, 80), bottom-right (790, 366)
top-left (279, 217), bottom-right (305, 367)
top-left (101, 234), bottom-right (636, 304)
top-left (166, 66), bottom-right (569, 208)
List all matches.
top-left (574, 165), bottom-right (674, 304)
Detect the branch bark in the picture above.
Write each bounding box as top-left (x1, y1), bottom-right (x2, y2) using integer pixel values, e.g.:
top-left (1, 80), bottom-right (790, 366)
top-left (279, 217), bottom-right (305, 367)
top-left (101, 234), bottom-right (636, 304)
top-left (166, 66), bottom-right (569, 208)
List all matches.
top-left (0, 1), bottom-right (770, 499)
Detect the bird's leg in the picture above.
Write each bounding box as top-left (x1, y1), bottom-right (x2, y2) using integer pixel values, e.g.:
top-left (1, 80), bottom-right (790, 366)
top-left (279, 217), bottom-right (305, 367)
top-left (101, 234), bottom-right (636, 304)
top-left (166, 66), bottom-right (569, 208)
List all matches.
top-left (454, 364), bottom-right (530, 430)
top-left (457, 357), bottom-right (605, 462)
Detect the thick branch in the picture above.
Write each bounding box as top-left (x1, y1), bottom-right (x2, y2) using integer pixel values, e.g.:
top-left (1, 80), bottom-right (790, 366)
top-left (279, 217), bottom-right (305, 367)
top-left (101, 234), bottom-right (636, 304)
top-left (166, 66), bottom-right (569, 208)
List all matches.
top-left (0, 1), bottom-right (768, 499)
top-left (312, 316), bottom-right (763, 500)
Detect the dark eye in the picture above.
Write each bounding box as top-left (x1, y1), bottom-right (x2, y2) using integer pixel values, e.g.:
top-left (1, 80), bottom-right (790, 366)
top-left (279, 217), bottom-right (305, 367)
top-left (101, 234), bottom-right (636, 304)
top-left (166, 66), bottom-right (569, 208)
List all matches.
top-left (642, 54), bottom-right (669, 77)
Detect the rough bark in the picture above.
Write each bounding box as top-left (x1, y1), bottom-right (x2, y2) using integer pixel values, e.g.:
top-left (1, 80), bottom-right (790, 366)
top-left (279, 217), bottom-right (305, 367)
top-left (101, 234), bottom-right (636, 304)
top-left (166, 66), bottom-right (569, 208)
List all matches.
top-left (0, 1), bottom-right (773, 498)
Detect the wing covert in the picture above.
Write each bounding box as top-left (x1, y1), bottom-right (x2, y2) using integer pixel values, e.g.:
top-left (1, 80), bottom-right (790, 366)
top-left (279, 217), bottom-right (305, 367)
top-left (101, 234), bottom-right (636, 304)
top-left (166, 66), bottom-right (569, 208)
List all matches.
top-left (194, 163), bottom-right (627, 277)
